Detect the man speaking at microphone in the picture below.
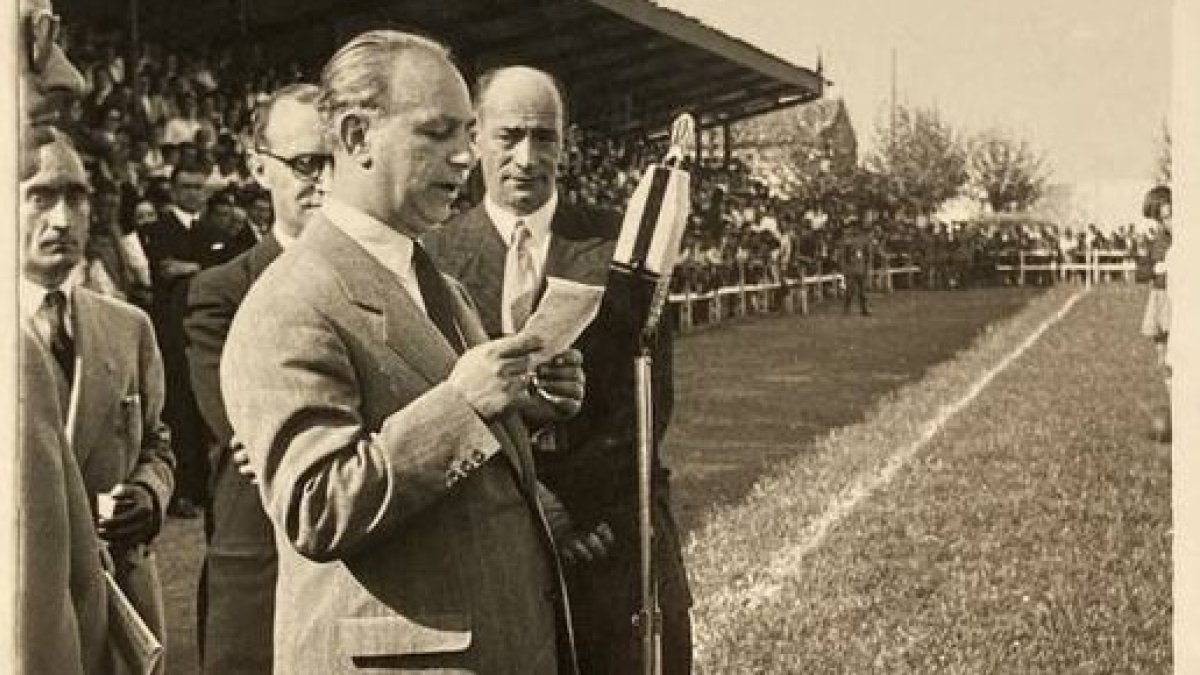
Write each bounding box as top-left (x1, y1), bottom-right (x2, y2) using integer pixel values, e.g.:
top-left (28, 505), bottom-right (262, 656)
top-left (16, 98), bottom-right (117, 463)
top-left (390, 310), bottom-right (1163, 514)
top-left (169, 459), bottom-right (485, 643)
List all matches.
top-left (221, 35), bottom-right (582, 674)
top-left (426, 65), bottom-right (693, 674)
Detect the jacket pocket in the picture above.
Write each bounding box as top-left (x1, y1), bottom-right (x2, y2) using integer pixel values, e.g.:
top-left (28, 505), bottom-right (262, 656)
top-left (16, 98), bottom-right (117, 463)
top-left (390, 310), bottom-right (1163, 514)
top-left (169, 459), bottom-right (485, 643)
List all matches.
top-left (335, 613), bottom-right (471, 657)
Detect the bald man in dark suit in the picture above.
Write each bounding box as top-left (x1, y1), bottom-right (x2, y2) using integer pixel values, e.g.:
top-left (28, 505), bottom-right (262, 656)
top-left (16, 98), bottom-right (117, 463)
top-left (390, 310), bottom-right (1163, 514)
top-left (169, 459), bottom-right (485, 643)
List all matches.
top-left (426, 65), bottom-right (692, 675)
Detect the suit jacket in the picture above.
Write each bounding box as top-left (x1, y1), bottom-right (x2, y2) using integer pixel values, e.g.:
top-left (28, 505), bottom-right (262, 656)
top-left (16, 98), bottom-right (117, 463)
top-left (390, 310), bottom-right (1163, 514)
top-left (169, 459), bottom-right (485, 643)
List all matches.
top-left (425, 202), bottom-right (676, 533)
top-left (184, 234), bottom-right (282, 674)
top-left (221, 216), bottom-right (574, 674)
top-left (17, 330), bottom-right (110, 675)
top-left (142, 208), bottom-right (254, 418)
top-left (62, 286), bottom-right (175, 647)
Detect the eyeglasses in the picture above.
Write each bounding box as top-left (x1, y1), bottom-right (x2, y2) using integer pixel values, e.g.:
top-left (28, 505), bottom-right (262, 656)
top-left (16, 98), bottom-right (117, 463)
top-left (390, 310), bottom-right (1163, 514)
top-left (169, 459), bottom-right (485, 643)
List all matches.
top-left (24, 9), bottom-right (62, 76)
top-left (255, 148), bottom-right (331, 182)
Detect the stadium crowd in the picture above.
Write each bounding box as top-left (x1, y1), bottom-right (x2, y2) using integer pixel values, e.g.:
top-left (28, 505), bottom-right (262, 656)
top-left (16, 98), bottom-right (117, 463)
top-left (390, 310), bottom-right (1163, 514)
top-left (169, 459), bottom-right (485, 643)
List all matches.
top-left (16, 4), bottom-right (1171, 675)
top-left (55, 21), bottom-right (1162, 308)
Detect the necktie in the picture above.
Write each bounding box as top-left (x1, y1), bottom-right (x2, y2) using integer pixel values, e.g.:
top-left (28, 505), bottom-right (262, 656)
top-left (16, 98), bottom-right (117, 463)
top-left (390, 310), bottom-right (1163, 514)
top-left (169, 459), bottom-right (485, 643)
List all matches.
top-left (40, 290), bottom-right (75, 384)
top-left (411, 242), bottom-right (465, 354)
top-left (509, 221), bottom-right (537, 332)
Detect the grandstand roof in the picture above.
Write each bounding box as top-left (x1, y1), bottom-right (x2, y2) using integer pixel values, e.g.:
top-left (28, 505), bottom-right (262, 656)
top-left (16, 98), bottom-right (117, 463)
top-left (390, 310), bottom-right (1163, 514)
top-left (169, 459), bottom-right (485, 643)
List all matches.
top-left (66, 0), bottom-right (825, 135)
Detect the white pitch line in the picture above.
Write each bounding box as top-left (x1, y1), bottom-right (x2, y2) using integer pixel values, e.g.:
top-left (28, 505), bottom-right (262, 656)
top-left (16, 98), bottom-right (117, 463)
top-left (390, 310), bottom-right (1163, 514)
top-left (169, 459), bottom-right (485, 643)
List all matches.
top-left (738, 288), bottom-right (1089, 610)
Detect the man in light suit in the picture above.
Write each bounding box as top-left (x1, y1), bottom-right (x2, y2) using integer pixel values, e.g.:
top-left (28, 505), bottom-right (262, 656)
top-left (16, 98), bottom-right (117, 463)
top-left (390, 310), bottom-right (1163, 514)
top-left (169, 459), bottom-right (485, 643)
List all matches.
top-left (20, 134), bottom-right (176, 673)
top-left (425, 66), bottom-right (693, 675)
top-left (17, 332), bottom-right (110, 675)
top-left (14, 2), bottom-right (110, 672)
top-left (221, 32), bottom-right (584, 674)
top-left (185, 83), bottom-right (329, 674)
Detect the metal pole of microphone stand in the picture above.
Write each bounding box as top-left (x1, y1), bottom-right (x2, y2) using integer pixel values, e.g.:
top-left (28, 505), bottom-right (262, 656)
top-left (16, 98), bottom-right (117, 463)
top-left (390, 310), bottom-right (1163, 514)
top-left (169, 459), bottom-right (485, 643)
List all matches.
top-left (635, 338), bottom-right (662, 675)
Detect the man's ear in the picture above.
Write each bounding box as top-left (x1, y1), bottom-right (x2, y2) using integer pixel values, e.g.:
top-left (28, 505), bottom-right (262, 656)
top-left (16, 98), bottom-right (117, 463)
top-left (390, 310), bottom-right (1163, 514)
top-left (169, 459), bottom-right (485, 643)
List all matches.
top-left (339, 112), bottom-right (373, 168)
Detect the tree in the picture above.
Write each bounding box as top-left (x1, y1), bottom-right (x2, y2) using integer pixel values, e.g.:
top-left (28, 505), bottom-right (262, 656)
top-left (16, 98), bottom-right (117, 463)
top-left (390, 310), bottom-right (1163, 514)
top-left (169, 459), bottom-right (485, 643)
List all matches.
top-left (864, 105), bottom-right (968, 219)
top-left (967, 130), bottom-right (1048, 213)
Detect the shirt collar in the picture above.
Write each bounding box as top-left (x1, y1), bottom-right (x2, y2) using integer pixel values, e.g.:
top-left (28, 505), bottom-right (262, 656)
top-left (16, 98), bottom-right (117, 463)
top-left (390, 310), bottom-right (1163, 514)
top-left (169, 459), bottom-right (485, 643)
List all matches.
top-left (321, 196), bottom-right (416, 288)
top-left (274, 226), bottom-right (296, 250)
top-left (170, 205), bottom-right (199, 229)
top-left (485, 191), bottom-right (557, 249)
top-left (20, 271), bottom-right (78, 321)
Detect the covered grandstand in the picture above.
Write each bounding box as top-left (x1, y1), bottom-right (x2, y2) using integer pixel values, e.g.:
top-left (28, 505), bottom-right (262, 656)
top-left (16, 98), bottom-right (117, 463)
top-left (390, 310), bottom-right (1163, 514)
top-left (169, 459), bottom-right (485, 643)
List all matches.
top-left (60, 0), bottom-right (825, 141)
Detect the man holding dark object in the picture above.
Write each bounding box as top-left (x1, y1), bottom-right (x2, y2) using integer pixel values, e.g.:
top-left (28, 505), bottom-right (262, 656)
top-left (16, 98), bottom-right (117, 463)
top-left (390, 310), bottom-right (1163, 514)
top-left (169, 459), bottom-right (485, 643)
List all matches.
top-left (21, 132), bottom-right (176, 674)
top-left (426, 65), bottom-right (693, 675)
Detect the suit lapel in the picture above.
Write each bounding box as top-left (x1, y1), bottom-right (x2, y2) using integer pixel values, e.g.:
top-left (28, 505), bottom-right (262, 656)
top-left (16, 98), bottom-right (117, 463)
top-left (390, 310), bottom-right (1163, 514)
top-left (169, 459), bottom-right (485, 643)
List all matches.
top-left (544, 205), bottom-right (615, 287)
top-left (66, 290), bottom-right (118, 466)
top-left (307, 218), bottom-right (458, 387)
top-left (429, 209), bottom-right (507, 337)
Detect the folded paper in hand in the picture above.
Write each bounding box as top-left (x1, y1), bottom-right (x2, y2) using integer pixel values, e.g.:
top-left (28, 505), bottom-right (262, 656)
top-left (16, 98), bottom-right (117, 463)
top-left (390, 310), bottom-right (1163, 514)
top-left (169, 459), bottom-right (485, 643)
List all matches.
top-left (518, 276), bottom-right (604, 364)
top-left (105, 570), bottom-right (163, 675)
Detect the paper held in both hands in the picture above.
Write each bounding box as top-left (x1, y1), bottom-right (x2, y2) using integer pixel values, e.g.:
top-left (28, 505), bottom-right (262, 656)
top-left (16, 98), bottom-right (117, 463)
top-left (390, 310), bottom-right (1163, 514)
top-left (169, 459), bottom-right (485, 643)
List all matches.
top-left (519, 276), bottom-right (605, 365)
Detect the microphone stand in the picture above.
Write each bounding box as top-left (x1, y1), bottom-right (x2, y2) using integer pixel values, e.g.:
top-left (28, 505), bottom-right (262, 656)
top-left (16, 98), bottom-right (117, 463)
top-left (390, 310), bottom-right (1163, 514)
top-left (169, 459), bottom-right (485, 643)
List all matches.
top-left (634, 275), bottom-right (673, 675)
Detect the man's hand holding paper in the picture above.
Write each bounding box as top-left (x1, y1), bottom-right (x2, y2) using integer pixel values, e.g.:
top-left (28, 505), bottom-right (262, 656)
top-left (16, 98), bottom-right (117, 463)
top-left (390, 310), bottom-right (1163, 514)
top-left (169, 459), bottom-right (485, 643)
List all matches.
top-left (518, 276), bottom-right (605, 365)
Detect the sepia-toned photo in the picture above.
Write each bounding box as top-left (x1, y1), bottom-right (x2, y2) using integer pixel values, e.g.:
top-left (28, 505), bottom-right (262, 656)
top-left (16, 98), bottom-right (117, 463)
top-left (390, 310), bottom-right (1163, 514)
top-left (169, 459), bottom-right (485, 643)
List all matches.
top-left (7, 0), bottom-right (1193, 673)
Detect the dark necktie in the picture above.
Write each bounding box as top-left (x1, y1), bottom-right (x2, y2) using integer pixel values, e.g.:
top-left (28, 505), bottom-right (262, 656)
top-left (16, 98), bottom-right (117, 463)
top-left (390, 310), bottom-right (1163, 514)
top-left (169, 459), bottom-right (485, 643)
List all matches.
top-left (411, 242), bottom-right (465, 354)
top-left (41, 290), bottom-right (75, 384)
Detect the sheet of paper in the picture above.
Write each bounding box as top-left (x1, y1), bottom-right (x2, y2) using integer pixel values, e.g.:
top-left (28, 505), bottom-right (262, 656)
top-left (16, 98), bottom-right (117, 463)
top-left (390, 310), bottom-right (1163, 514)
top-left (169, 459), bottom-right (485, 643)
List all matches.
top-left (519, 276), bottom-right (605, 364)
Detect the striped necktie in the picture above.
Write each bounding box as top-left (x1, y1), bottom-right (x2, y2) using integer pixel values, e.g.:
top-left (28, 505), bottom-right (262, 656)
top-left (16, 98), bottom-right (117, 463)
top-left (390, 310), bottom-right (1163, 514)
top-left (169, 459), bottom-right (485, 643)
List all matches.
top-left (509, 221), bottom-right (537, 332)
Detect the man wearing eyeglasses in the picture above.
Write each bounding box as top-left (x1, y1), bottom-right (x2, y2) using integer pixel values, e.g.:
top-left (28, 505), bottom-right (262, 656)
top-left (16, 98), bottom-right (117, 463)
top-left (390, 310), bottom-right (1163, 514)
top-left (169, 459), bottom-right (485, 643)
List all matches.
top-left (184, 83), bottom-right (329, 675)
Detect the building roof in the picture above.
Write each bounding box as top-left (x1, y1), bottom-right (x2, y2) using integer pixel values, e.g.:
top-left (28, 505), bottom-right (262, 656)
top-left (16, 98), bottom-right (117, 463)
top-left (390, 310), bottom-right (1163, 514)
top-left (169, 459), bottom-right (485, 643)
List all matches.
top-left (63, 0), bottom-right (824, 134)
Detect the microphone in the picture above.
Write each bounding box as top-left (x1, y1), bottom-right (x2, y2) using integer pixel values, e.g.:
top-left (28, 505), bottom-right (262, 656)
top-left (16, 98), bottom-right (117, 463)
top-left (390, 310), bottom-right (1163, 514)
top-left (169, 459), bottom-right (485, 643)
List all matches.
top-left (608, 114), bottom-right (695, 344)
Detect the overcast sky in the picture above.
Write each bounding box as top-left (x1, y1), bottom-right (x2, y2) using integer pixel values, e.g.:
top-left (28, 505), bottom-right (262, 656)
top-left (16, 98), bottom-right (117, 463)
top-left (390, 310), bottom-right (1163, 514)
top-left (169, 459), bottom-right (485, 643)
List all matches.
top-left (659, 0), bottom-right (1172, 187)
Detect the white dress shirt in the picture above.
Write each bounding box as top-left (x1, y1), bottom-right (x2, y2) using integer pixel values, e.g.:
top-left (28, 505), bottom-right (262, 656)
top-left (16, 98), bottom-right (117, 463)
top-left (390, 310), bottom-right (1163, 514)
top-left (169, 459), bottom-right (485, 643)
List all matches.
top-left (20, 275), bottom-right (77, 339)
top-left (170, 205), bottom-right (199, 230)
top-left (322, 197), bottom-right (425, 315)
top-left (485, 192), bottom-right (556, 334)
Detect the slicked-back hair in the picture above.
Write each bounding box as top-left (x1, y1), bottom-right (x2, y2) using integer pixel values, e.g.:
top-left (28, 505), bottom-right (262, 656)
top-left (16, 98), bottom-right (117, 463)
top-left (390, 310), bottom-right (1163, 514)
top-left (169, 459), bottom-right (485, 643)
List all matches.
top-left (473, 65), bottom-right (570, 124)
top-left (252, 83), bottom-right (321, 150)
top-left (318, 30), bottom-right (452, 141)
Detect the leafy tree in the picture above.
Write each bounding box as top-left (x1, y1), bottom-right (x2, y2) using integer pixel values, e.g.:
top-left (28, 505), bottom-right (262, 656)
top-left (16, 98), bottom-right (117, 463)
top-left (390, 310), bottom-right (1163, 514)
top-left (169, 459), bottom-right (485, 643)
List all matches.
top-left (967, 130), bottom-right (1048, 213)
top-left (864, 105), bottom-right (968, 218)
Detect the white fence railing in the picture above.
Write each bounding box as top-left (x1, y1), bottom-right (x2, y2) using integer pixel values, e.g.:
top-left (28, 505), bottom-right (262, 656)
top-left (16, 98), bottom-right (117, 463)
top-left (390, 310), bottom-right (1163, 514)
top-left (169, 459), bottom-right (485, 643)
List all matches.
top-left (668, 252), bottom-right (1135, 332)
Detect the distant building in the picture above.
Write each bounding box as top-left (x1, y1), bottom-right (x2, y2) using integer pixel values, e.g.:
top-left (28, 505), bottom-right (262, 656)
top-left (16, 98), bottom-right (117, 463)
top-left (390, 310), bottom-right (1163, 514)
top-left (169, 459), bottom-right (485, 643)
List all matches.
top-left (703, 98), bottom-right (858, 199)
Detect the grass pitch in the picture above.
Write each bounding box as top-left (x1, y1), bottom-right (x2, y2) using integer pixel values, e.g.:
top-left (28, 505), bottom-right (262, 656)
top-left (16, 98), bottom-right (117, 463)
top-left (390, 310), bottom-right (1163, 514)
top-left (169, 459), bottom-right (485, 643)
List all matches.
top-left (688, 285), bottom-right (1171, 673)
top-left (154, 286), bottom-right (1047, 674)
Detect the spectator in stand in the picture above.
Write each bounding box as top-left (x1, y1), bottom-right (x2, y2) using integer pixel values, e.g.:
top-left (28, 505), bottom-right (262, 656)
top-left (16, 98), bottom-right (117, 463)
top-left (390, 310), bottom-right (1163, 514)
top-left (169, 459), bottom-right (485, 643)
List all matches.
top-left (162, 90), bottom-right (202, 147)
top-left (142, 159), bottom-right (253, 518)
top-left (75, 177), bottom-right (152, 305)
top-left (240, 185), bottom-right (274, 238)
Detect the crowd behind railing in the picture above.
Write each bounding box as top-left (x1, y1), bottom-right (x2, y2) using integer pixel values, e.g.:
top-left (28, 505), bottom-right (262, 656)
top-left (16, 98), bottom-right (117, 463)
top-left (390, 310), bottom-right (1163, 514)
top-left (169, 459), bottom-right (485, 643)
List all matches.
top-left (59, 25), bottom-right (1164, 317)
